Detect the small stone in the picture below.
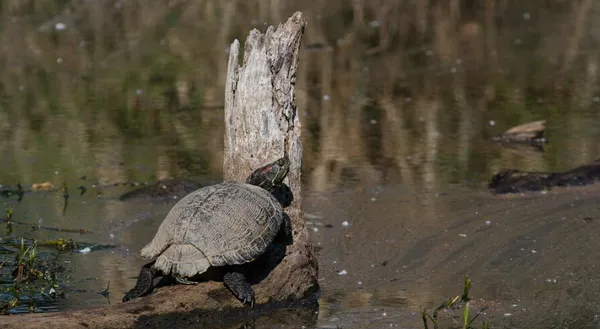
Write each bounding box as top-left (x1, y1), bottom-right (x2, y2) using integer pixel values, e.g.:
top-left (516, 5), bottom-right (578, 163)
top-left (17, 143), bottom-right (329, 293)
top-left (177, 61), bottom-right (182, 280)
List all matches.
top-left (337, 270), bottom-right (348, 276)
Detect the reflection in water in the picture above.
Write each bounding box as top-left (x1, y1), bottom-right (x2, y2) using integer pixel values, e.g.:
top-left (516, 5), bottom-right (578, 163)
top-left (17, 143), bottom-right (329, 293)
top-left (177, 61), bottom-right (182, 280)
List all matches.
top-left (0, 1), bottom-right (599, 328)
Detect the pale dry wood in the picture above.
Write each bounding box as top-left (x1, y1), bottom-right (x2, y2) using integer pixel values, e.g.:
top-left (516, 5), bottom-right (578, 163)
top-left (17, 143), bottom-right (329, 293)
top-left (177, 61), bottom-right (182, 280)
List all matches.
top-left (1, 11), bottom-right (317, 329)
top-left (223, 10), bottom-right (318, 302)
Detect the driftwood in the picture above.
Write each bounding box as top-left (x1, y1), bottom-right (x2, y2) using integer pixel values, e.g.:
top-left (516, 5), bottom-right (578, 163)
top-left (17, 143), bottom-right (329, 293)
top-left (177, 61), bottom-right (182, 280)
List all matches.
top-left (493, 120), bottom-right (548, 145)
top-left (1, 12), bottom-right (317, 329)
top-left (489, 159), bottom-right (600, 194)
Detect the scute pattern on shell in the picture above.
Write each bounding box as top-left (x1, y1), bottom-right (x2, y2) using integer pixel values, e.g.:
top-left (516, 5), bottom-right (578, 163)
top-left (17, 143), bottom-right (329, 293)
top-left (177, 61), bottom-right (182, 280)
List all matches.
top-left (140, 182), bottom-right (283, 277)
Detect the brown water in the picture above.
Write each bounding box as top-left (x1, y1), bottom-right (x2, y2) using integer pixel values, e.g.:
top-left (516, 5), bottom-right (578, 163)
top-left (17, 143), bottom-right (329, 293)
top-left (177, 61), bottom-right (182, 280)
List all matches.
top-left (1, 1), bottom-right (600, 328)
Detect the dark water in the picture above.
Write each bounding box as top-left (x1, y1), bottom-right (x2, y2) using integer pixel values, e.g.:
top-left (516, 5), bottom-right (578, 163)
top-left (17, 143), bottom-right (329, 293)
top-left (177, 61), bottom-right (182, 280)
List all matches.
top-left (1, 1), bottom-right (600, 328)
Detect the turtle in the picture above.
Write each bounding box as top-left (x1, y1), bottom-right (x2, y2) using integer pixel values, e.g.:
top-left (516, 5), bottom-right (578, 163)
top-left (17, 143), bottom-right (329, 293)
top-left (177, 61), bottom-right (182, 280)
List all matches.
top-left (122, 156), bottom-right (292, 306)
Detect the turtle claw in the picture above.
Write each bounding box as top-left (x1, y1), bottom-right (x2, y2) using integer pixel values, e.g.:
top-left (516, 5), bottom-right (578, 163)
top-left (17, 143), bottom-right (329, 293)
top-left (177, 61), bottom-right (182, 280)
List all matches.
top-left (241, 289), bottom-right (255, 308)
top-left (223, 271), bottom-right (255, 307)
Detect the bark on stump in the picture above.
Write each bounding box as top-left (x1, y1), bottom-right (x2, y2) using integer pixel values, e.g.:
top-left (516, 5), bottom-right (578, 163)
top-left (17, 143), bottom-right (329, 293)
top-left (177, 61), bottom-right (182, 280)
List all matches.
top-left (0, 11), bottom-right (317, 329)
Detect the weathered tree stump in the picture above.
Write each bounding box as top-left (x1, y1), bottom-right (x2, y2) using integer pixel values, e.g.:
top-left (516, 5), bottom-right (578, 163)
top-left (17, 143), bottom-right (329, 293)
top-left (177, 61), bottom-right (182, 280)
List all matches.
top-left (223, 11), bottom-right (318, 303)
top-left (1, 11), bottom-right (317, 329)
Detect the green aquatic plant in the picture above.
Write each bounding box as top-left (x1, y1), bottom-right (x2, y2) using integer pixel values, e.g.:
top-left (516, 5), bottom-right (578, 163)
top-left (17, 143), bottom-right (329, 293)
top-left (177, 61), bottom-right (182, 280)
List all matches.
top-left (0, 237), bottom-right (68, 314)
top-left (5, 206), bottom-right (13, 234)
top-left (40, 238), bottom-right (78, 251)
top-left (0, 298), bottom-right (19, 315)
top-left (14, 238), bottom-right (42, 283)
top-left (421, 276), bottom-right (490, 329)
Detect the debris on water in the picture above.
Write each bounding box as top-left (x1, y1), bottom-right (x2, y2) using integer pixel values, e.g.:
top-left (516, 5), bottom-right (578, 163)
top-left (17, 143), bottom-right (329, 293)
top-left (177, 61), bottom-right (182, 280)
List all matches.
top-left (337, 270), bottom-right (348, 276)
top-left (98, 281), bottom-right (110, 299)
top-left (342, 221), bottom-right (349, 227)
top-left (459, 233), bottom-right (467, 238)
top-left (305, 213), bottom-right (322, 220)
top-left (489, 120), bottom-right (496, 126)
top-left (370, 197), bottom-right (376, 202)
top-left (531, 249), bottom-right (538, 254)
top-left (504, 313), bottom-right (512, 317)
top-left (368, 20), bottom-right (381, 28)
top-left (32, 181), bottom-right (55, 191)
top-left (78, 185), bottom-right (87, 195)
top-left (582, 217), bottom-right (593, 222)
top-left (485, 220), bottom-right (492, 225)
top-left (78, 247), bottom-right (92, 254)
top-left (312, 227), bottom-right (319, 232)
top-left (357, 281), bottom-right (362, 285)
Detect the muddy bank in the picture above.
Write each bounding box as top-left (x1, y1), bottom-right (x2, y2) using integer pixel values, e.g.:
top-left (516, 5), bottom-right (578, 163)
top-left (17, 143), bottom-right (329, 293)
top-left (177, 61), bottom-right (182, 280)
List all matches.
top-left (0, 282), bottom-right (318, 329)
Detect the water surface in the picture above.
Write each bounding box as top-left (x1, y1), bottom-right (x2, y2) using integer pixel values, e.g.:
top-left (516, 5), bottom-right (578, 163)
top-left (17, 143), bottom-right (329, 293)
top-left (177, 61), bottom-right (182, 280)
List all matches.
top-left (1, 1), bottom-right (600, 328)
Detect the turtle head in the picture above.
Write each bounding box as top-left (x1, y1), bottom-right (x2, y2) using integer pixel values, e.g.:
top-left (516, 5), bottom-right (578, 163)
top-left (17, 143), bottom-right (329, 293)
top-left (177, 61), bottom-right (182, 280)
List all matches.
top-left (245, 156), bottom-right (291, 191)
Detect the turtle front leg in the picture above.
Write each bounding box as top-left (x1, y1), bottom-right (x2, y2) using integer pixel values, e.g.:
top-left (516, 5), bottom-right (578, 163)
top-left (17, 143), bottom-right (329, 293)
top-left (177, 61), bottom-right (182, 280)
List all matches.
top-left (223, 271), bottom-right (255, 307)
top-left (274, 213), bottom-right (293, 244)
top-left (122, 261), bottom-right (160, 302)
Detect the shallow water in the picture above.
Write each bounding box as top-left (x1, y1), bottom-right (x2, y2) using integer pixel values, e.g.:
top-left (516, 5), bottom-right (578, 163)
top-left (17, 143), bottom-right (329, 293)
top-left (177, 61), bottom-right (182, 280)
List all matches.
top-left (1, 1), bottom-right (600, 328)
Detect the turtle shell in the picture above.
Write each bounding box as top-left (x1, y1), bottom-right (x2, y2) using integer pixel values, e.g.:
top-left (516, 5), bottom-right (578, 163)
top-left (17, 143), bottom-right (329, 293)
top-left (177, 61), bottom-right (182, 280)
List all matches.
top-left (140, 182), bottom-right (284, 277)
